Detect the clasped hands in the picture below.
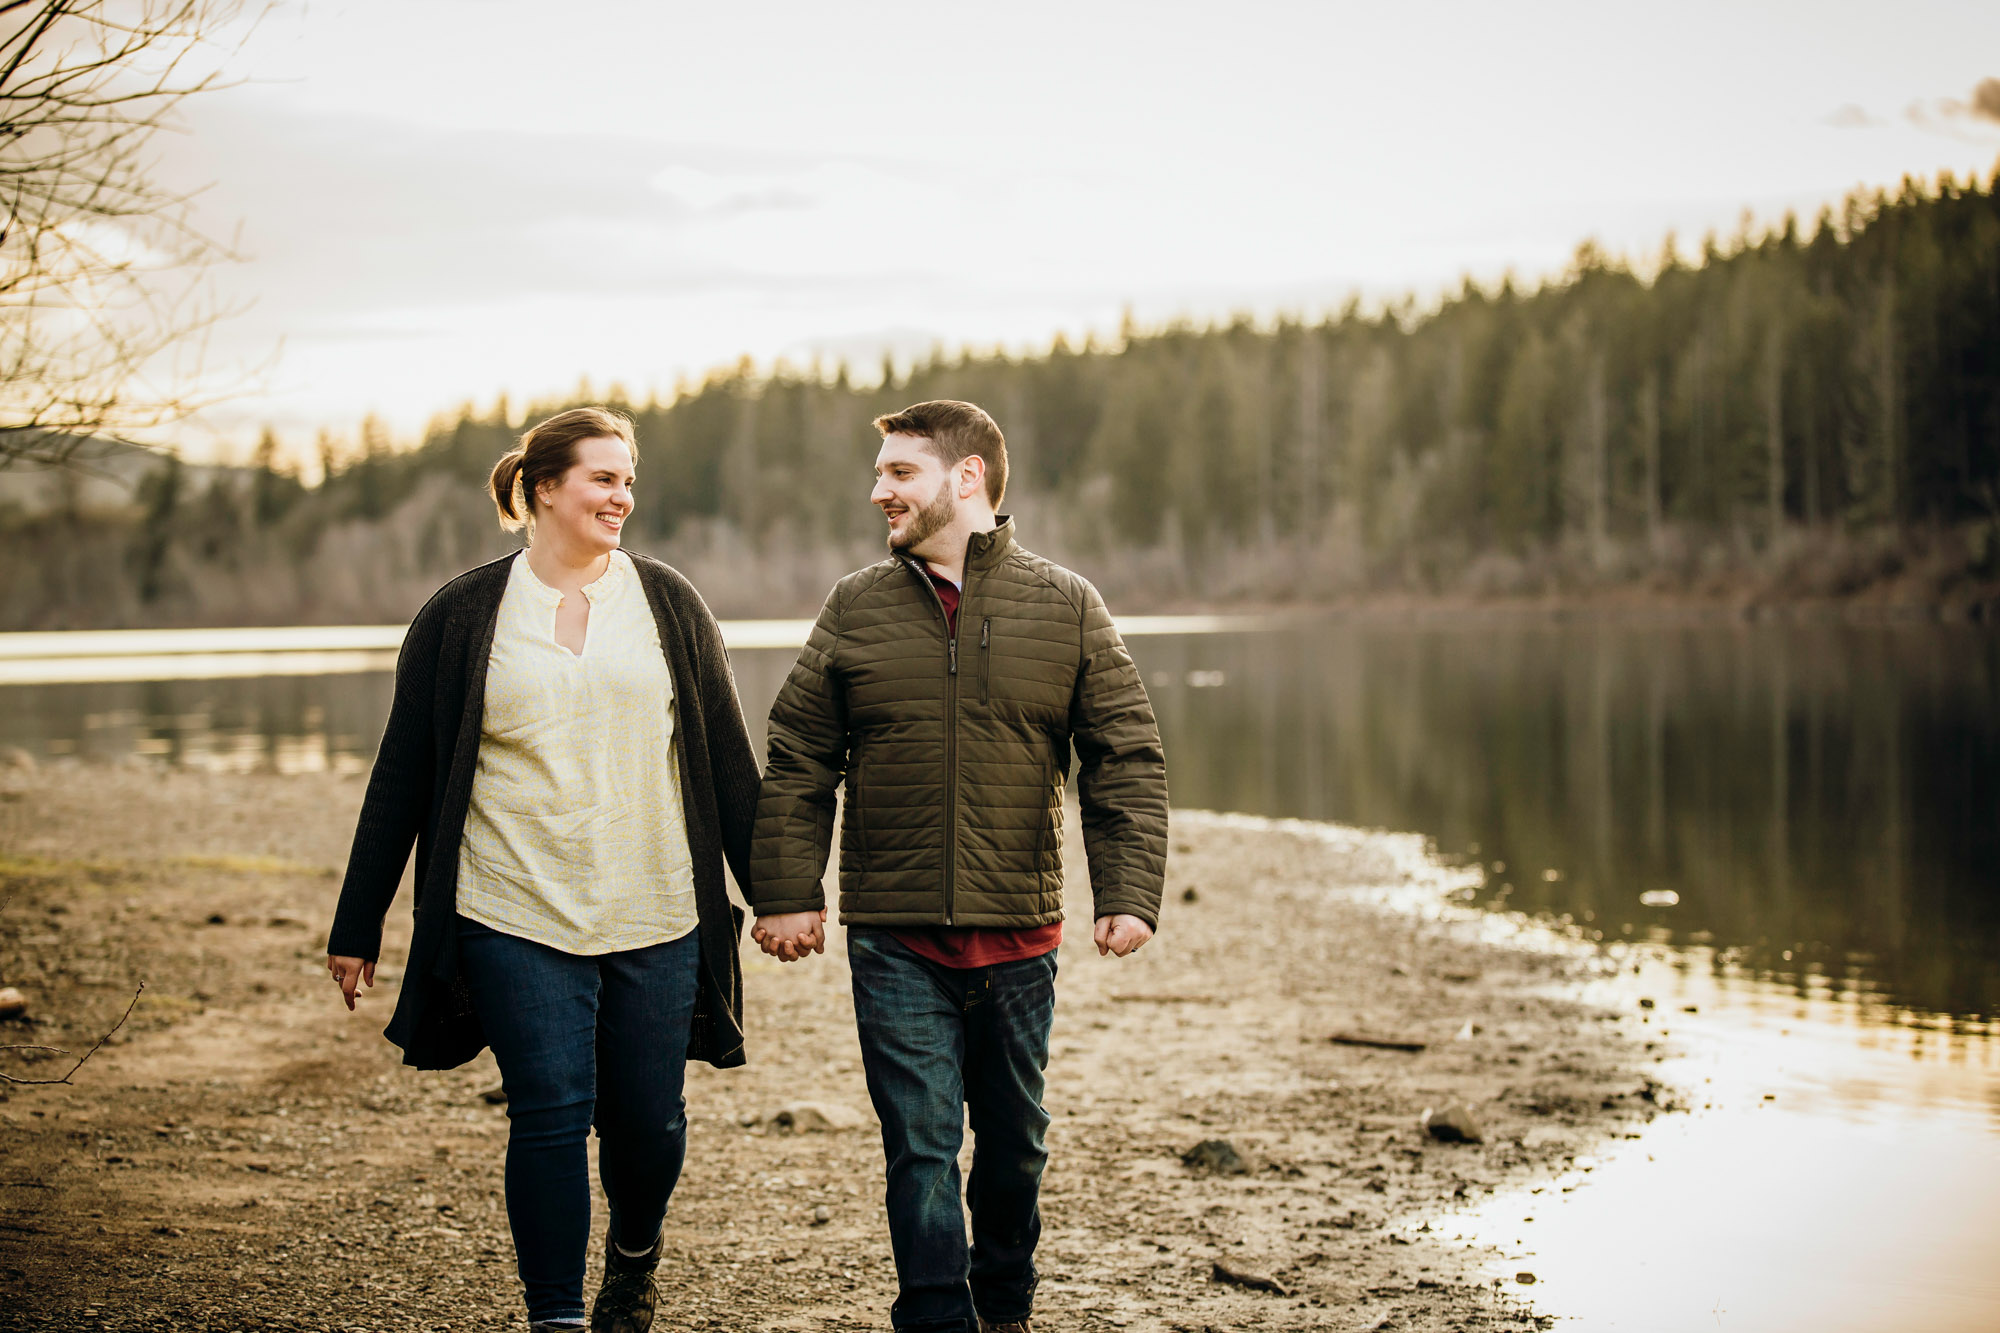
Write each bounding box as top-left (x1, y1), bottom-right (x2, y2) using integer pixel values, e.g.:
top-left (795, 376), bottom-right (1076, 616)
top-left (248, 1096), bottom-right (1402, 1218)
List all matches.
top-left (749, 910), bottom-right (1153, 962)
top-left (751, 909), bottom-right (827, 962)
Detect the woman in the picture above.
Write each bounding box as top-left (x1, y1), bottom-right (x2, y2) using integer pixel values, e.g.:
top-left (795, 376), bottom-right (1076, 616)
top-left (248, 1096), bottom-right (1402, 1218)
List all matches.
top-left (324, 407), bottom-right (759, 1333)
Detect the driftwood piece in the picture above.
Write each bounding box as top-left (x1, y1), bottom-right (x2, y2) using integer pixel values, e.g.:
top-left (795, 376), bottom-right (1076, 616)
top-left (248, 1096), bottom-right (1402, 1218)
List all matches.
top-left (1211, 1260), bottom-right (1292, 1296)
top-left (1327, 1032), bottom-right (1428, 1053)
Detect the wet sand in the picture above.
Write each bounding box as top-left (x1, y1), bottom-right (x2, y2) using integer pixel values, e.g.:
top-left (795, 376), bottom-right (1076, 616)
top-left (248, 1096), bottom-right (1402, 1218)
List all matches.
top-left (0, 767), bottom-right (1667, 1331)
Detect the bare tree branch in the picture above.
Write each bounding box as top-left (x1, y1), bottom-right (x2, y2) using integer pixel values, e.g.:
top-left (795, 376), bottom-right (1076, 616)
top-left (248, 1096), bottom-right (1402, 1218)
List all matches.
top-left (0, 979), bottom-right (144, 1084)
top-left (0, 1), bottom-right (257, 466)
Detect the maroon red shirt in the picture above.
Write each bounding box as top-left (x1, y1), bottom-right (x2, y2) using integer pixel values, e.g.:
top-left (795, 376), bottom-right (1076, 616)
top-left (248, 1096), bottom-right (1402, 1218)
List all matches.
top-left (886, 567), bottom-right (1063, 969)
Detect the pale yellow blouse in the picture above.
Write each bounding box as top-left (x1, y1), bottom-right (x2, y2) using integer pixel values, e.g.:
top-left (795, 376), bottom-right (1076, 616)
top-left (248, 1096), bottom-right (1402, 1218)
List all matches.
top-left (456, 550), bottom-right (698, 954)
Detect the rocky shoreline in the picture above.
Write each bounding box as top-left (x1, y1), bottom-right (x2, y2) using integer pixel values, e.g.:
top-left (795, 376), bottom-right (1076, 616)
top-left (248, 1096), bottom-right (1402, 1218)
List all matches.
top-left (0, 767), bottom-right (1667, 1331)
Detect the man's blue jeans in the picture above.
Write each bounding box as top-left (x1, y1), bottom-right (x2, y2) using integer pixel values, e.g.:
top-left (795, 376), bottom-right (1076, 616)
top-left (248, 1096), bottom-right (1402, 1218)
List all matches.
top-left (847, 929), bottom-right (1059, 1333)
top-left (456, 915), bottom-right (700, 1325)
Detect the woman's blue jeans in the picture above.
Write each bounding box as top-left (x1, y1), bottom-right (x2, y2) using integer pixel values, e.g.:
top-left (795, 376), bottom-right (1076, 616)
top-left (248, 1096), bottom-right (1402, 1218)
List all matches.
top-left (456, 915), bottom-right (701, 1325)
top-left (847, 928), bottom-right (1058, 1333)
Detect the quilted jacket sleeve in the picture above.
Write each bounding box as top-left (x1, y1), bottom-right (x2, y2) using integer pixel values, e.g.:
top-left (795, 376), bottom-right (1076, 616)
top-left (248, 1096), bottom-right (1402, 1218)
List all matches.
top-left (1068, 579), bottom-right (1169, 929)
top-left (748, 587), bottom-right (847, 914)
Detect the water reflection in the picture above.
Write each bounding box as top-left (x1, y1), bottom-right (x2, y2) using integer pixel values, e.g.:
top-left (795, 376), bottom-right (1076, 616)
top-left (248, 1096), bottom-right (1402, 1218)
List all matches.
top-left (0, 673), bottom-right (395, 774)
top-left (1438, 944), bottom-right (2000, 1332)
top-left (1129, 621), bottom-right (2000, 1025)
top-left (2, 617), bottom-right (1993, 1027)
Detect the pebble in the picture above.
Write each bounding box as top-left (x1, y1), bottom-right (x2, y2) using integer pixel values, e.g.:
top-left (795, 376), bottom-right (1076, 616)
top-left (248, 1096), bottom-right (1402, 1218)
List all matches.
top-left (1421, 1102), bottom-right (1485, 1144)
top-left (1180, 1139), bottom-right (1249, 1175)
top-left (811, 1205), bottom-right (831, 1225)
top-left (771, 1102), bottom-right (865, 1133)
top-left (0, 986), bottom-right (26, 1019)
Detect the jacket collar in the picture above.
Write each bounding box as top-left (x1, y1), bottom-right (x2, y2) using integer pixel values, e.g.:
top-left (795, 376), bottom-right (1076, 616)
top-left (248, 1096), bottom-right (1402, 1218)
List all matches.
top-left (966, 516), bottom-right (1016, 572)
top-left (894, 515), bottom-right (1017, 581)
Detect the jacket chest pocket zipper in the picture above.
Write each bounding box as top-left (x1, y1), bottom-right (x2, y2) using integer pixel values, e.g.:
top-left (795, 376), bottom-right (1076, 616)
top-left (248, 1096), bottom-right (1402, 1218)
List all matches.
top-left (979, 618), bottom-right (991, 705)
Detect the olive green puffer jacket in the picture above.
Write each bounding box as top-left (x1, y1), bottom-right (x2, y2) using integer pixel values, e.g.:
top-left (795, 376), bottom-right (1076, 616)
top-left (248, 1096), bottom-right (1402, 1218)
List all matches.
top-left (750, 520), bottom-right (1168, 929)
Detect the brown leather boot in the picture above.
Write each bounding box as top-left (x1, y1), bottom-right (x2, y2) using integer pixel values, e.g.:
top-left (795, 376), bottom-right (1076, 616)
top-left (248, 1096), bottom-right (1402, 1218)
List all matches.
top-left (977, 1319), bottom-right (1031, 1333)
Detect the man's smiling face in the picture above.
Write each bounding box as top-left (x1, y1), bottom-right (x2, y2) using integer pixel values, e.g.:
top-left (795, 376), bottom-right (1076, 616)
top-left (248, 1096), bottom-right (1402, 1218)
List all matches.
top-left (872, 432), bottom-right (958, 555)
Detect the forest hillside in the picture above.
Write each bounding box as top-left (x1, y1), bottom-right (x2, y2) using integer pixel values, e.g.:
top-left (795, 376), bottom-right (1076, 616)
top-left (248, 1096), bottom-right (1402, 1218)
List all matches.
top-left (5, 169), bottom-right (1997, 628)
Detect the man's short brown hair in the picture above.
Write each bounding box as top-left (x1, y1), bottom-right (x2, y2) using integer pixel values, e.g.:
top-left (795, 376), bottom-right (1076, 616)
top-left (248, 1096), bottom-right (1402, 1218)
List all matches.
top-left (873, 399), bottom-right (1008, 508)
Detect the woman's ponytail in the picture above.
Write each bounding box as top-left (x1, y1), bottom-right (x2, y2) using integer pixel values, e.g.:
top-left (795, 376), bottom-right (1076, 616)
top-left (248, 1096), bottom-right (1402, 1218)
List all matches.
top-left (490, 449), bottom-right (528, 530)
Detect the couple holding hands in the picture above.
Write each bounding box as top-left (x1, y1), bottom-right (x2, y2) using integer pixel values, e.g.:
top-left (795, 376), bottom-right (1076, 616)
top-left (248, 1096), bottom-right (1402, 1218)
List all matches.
top-left (324, 399), bottom-right (1168, 1333)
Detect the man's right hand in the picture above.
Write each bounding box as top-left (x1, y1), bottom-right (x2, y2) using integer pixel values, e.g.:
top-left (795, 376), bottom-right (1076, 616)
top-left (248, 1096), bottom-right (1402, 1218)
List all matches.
top-left (752, 910), bottom-right (827, 963)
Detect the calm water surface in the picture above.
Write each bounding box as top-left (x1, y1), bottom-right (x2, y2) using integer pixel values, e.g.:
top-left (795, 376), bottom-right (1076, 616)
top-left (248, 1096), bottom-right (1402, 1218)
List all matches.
top-left (1138, 619), bottom-right (2000, 1028)
top-left (3, 618), bottom-right (1994, 1025)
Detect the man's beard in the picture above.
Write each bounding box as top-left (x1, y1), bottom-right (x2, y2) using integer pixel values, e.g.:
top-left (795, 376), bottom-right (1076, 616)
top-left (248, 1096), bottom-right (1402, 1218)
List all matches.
top-left (887, 477), bottom-right (957, 553)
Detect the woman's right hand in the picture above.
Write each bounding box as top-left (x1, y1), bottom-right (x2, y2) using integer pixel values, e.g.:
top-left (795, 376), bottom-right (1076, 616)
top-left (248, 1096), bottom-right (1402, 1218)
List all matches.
top-left (327, 955), bottom-right (375, 1011)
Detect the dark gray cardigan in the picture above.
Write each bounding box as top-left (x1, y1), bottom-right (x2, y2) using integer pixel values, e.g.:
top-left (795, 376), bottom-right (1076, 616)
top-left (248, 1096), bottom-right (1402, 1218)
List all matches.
top-left (325, 550), bottom-right (760, 1071)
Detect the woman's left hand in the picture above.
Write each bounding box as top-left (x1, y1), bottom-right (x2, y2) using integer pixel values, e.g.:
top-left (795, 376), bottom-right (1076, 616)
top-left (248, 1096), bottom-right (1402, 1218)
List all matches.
top-left (327, 955), bottom-right (375, 1010)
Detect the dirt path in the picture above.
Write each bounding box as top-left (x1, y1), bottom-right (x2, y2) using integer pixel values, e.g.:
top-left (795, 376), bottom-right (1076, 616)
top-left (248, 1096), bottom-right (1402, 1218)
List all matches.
top-left (0, 767), bottom-right (1665, 1331)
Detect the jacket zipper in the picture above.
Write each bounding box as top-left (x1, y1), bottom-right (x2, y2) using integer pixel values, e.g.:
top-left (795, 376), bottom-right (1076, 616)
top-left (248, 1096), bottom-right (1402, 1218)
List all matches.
top-left (852, 740), bottom-right (867, 873)
top-left (906, 556), bottom-right (962, 925)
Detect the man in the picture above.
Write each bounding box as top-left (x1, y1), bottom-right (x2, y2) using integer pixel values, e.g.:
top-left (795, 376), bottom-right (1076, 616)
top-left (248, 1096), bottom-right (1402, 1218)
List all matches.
top-left (749, 399), bottom-right (1168, 1333)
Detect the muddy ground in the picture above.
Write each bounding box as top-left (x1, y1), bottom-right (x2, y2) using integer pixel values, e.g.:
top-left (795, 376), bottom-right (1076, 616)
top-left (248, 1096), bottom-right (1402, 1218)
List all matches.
top-left (0, 766), bottom-right (1668, 1332)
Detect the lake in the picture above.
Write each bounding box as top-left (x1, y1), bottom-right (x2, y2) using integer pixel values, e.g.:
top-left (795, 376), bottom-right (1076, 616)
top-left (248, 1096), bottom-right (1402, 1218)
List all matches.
top-left (6, 616), bottom-right (1992, 1029)
top-left (3, 614), bottom-right (1997, 1328)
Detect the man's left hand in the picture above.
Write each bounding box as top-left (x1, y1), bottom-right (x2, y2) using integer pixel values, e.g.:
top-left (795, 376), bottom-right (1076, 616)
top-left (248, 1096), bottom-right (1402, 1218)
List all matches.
top-left (1093, 914), bottom-right (1152, 958)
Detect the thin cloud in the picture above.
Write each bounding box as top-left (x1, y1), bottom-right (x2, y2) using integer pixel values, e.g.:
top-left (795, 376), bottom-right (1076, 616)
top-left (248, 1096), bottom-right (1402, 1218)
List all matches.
top-left (1821, 103), bottom-right (1883, 130)
top-left (1905, 77), bottom-right (2000, 136)
top-left (649, 165), bottom-right (817, 215)
top-left (152, 94), bottom-right (938, 332)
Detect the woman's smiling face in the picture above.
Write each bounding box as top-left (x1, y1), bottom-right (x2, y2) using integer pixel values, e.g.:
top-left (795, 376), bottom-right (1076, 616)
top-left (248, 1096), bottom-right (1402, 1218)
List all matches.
top-left (535, 434), bottom-right (635, 554)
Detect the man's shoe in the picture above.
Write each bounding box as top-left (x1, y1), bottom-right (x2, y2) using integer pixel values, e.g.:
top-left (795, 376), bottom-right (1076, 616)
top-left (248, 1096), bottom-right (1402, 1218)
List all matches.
top-left (590, 1232), bottom-right (662, 1333)
top-left (977, 1319), bottom-right (1032, 1333)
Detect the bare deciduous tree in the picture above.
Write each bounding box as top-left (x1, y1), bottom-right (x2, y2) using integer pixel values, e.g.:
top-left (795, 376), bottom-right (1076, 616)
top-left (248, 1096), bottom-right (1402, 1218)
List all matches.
top-left (0, 0), bottom-right (251, 469)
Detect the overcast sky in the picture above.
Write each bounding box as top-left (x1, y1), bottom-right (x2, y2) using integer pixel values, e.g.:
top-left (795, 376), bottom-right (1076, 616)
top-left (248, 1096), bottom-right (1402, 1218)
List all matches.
top-left (157, 0), bottom-right (2000, 459)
